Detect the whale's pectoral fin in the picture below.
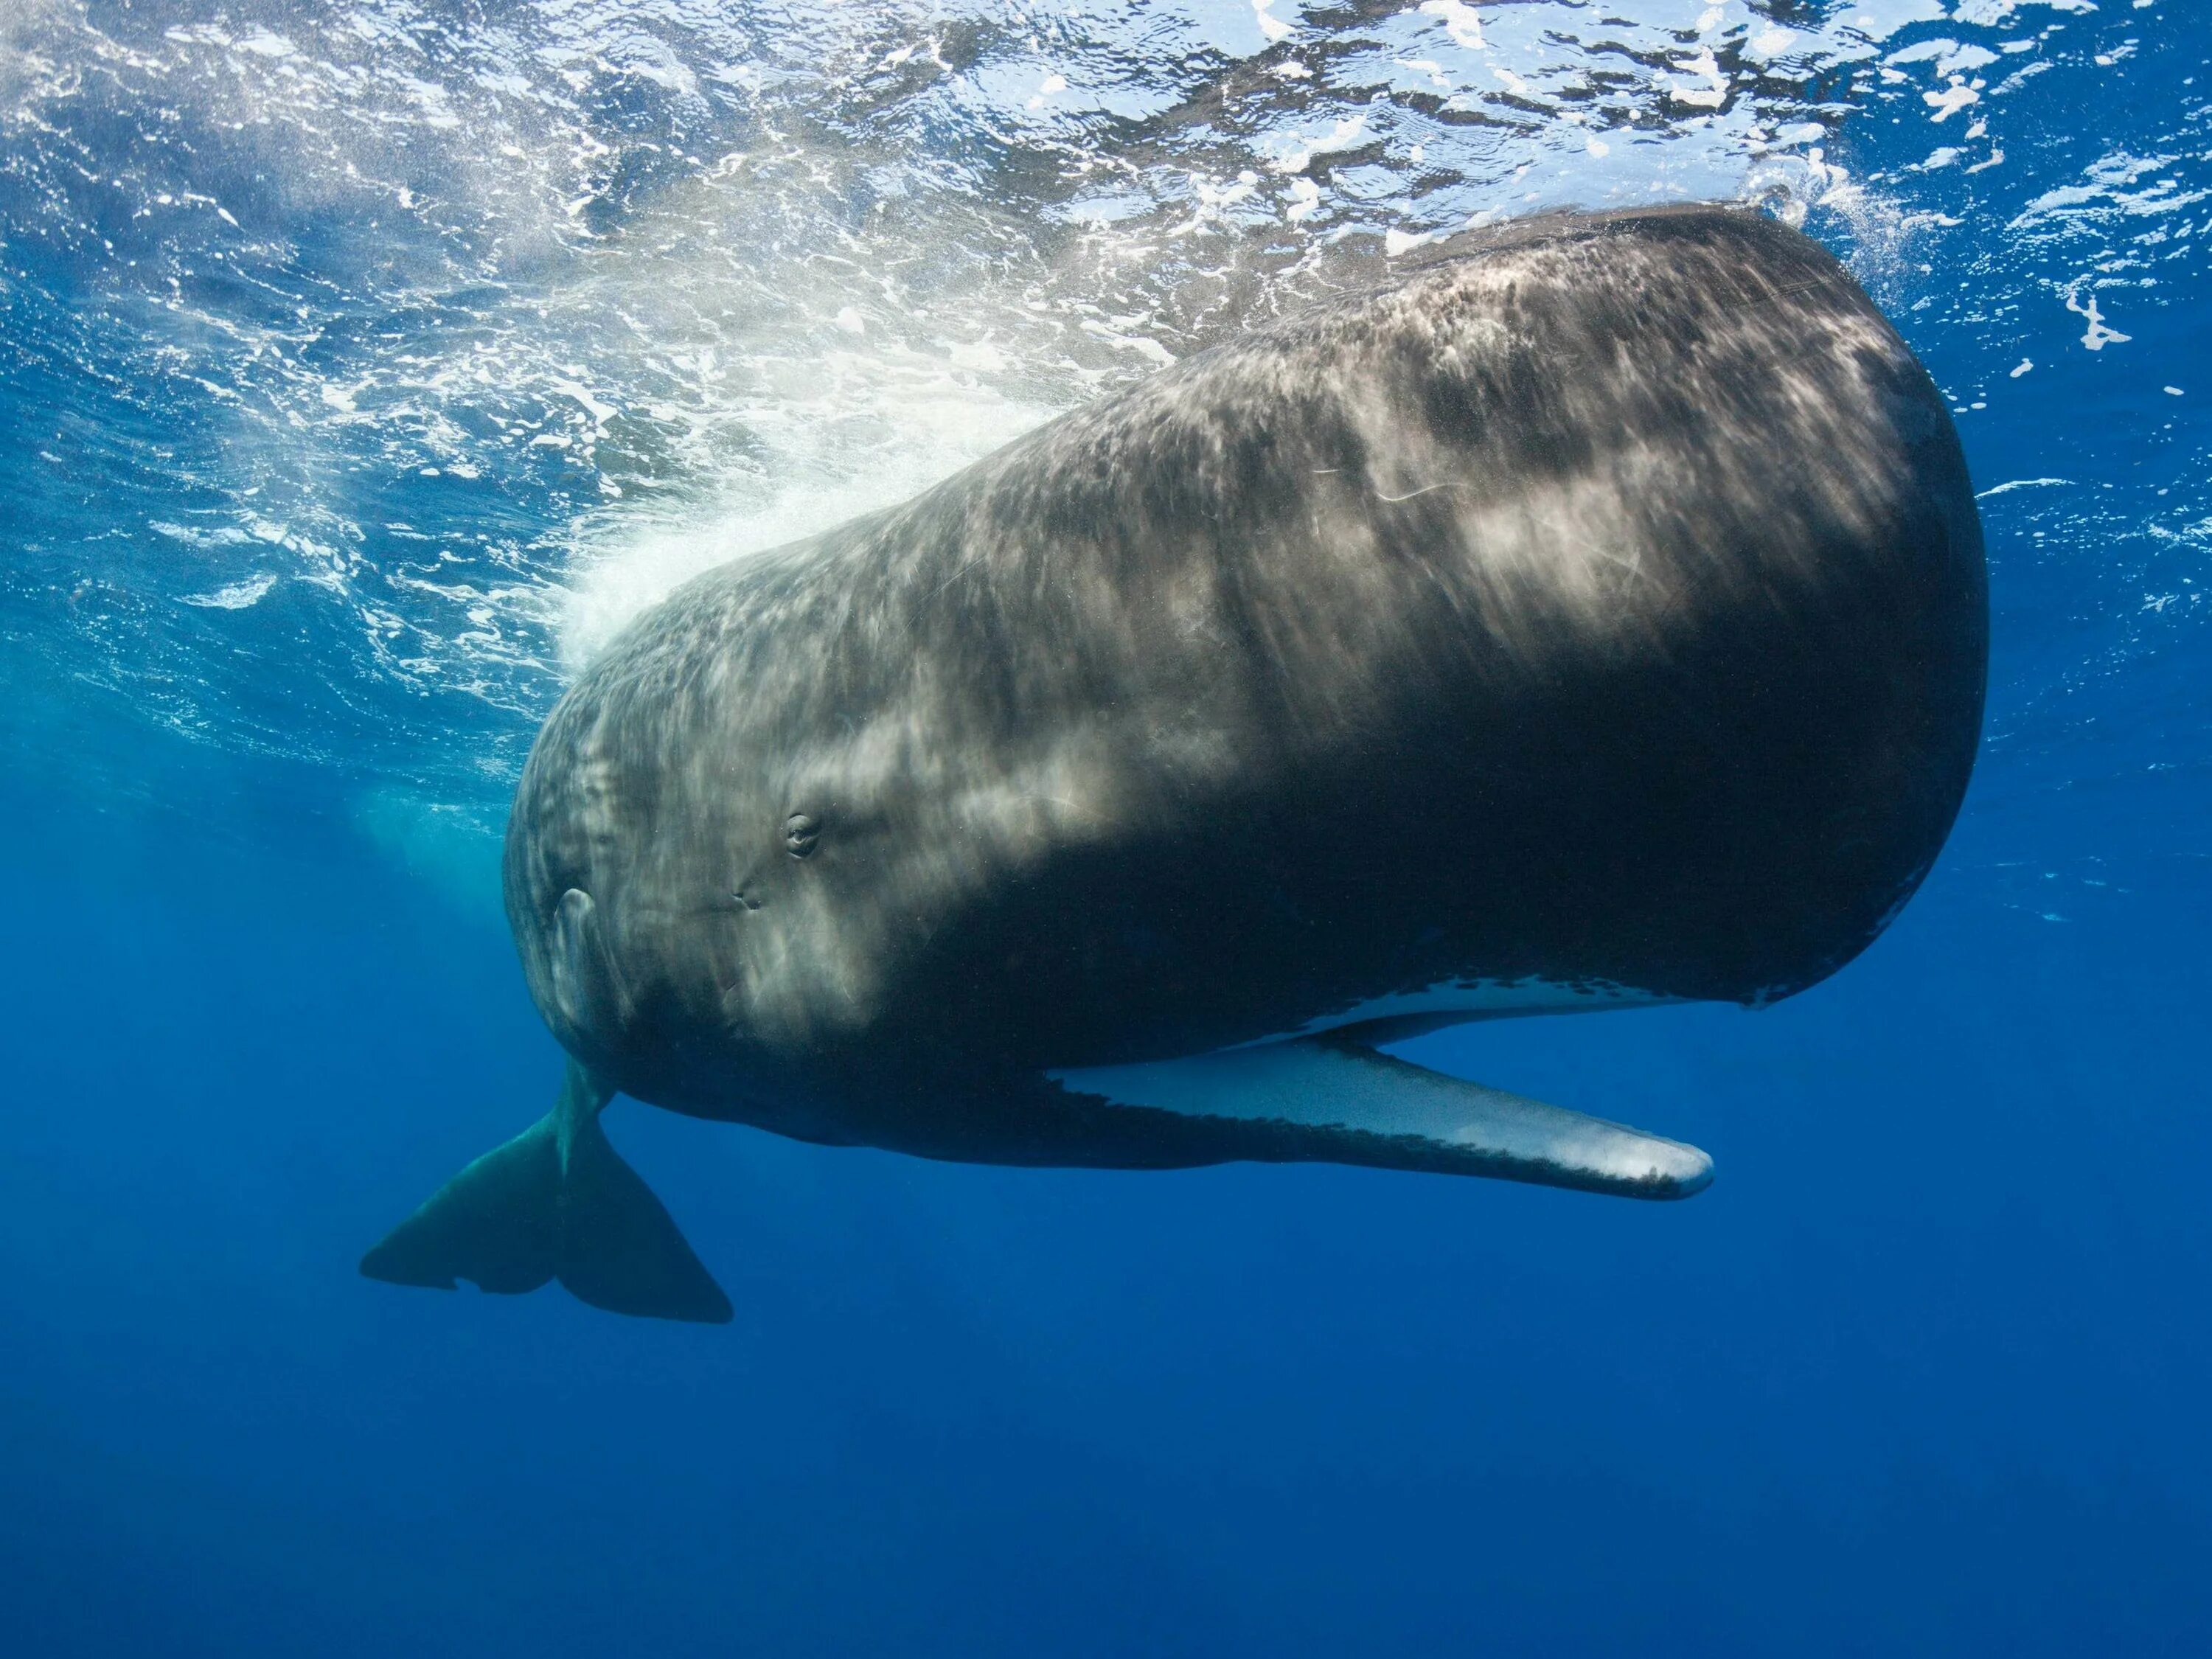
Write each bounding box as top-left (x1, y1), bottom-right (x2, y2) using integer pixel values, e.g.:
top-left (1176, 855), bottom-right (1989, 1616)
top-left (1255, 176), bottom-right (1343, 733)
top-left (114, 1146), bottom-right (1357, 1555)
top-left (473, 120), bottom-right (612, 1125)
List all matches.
top-left (1049, 1035), bottom-right (1713, 1199)
top-left (360, 1060), bottom-right (733, 1323)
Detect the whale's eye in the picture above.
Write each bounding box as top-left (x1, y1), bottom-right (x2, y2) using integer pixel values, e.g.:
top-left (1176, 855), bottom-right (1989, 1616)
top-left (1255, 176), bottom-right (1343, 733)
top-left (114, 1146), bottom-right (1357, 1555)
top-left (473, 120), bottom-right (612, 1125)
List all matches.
top-left (784, 812), bottom-right (821, 858)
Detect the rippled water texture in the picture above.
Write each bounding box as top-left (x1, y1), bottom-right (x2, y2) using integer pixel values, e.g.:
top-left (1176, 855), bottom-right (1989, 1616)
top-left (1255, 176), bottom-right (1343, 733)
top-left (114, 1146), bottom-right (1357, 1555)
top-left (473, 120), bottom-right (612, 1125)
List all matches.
top-left (4, 5), bottom-right (2211, 1653)
top-left (7, 1), bottom-right (2204, 846)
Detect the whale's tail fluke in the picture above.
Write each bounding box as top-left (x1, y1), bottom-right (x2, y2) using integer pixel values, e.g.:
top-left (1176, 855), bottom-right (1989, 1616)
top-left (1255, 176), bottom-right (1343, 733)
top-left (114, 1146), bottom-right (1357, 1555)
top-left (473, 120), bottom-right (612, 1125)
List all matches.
top-left (360, 1060), bottom-right (732, 1323)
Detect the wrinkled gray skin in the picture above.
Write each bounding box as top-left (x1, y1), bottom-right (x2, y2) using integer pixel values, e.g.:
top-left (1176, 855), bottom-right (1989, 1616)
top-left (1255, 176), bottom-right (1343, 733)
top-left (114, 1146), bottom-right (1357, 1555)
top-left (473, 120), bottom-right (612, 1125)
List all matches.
top-left (505, 204), bottom-right (1985, 1167)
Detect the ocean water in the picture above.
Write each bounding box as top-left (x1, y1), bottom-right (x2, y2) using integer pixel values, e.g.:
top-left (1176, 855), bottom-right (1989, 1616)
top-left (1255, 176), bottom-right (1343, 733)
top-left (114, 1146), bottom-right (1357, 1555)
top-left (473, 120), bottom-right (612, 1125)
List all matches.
top-left (4, 1), bottom-right (2208, 1652)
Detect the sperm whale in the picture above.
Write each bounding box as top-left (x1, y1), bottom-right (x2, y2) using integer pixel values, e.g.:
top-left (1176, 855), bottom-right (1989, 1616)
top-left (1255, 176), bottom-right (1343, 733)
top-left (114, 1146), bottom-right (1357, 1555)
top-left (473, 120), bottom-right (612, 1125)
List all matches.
top-left (363, 204), bottom-right (1986, 1321)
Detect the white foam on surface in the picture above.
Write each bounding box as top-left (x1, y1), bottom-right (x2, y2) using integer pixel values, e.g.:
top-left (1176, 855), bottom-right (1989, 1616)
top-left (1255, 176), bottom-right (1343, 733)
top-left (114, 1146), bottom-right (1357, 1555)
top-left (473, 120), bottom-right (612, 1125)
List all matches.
top-left (180, 573), bottom-right (279, 611)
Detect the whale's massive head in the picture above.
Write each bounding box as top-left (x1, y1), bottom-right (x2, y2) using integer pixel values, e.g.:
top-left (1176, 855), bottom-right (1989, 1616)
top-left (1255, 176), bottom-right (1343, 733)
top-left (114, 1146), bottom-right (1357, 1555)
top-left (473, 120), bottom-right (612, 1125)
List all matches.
top-left (502, 203), bottom-right (1985, 1130)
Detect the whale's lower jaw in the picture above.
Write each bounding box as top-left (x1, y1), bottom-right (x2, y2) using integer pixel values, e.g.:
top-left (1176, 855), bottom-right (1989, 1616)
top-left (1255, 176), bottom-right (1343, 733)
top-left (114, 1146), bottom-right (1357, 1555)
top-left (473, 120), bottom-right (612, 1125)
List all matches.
top-left (605, 984), bottom-right (1711, 1191)
top-left (1046, 1034), bottom-right (1713, 1200)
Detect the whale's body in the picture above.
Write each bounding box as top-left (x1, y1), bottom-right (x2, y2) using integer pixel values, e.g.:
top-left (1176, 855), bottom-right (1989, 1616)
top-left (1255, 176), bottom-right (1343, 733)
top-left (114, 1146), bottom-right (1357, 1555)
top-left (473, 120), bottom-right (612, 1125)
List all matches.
top-left (365, 205), bottom-right (1986, 1322)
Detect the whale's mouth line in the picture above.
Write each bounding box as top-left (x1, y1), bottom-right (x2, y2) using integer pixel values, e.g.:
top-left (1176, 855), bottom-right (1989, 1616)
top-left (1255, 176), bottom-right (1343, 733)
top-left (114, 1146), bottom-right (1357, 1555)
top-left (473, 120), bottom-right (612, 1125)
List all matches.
top-left (1211, 975), bottom-right (1678, 1051)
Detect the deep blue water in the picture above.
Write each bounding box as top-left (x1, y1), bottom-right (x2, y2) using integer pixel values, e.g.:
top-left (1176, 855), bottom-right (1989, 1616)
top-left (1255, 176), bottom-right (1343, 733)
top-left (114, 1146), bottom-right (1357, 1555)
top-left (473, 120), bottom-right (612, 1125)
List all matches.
top-left (6, 2), bottom-right (2210, 1654)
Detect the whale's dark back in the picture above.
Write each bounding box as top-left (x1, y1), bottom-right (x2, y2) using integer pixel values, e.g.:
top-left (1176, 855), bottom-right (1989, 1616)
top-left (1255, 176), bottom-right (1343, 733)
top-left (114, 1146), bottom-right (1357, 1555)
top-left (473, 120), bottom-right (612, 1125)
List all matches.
top-left (509, 205), bottom-right (1986, 1110)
